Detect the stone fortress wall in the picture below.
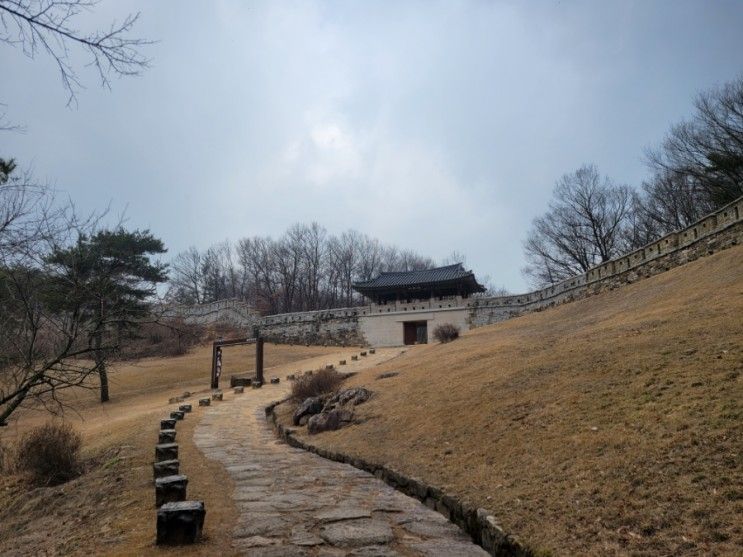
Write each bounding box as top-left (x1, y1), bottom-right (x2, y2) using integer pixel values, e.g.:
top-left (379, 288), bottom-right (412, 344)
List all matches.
top-left (259, 307), bottom-right (366, 346)
top-left (166, 196), bottom-right (743, 346)
top-left (467, 195), bottom-right (743, 327)
top-left (160, 298), bottom-right (261, 328)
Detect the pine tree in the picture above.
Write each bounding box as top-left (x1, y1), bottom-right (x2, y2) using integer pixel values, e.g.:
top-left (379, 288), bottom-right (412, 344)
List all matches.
top-left (47, 229), bottom-right (167, 402)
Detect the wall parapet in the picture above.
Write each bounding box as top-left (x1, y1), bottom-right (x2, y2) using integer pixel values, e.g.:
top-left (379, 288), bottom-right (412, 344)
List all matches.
top-left (160, 298), bottom-right (260, 327)
top-left (469, 196), bottom-right (743, 327)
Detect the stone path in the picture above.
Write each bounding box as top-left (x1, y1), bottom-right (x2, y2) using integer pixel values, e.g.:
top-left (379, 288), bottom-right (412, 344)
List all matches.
top-left (193, 385), bottom-right (488, 556)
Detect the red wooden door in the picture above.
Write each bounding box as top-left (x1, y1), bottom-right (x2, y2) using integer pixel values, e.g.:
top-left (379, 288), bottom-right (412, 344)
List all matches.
top-left (403, 322), bottom-right (417, 345)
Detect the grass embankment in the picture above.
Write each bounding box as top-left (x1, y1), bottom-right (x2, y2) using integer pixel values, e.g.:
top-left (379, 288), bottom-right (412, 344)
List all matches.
top-left (279, 246), bottom-right (743, 555)
top-left (0, 343), bottom-right (336, 556)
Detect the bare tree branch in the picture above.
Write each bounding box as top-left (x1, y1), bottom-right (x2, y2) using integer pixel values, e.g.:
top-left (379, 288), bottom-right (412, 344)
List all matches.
top-left (0, 0), bottom-right (152, 106)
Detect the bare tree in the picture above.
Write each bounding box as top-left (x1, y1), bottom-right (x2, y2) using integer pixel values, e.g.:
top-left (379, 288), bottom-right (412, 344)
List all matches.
top-left (622, 190), bottom-right (662, 250)
top-left (441, 250), bottom-right (467, 266)
top-left (171, 224), bottom-right (438, 314)
top-left (168, 247), bottom-right (203, 304)
top-left (0, 168), bottom-right (97, 424)
top-left (643, 75), bottom-right (743, 233)
top-left (523, 164), bottom-right (634, 287)
top-left (0, 0), bottom-right (151, 107)
top-left (473, 273), bottom-right (509, 297)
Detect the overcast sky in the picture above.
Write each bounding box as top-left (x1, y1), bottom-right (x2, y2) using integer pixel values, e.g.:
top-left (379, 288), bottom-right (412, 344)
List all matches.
top-left (2, 0), bottom-right (743, 291)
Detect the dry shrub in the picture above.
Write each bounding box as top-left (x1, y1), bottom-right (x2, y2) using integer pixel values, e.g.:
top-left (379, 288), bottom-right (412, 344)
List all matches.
top-left (16, 422), bottom-right (82, 485)
top-left (291, 369), bottom-right (346, 401)
top-left (433, 323), bottom-right (460, 343)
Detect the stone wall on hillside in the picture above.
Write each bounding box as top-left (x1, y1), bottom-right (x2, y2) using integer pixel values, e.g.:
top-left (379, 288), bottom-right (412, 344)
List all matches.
top-left (468, 196), bottom-right (743, 328)
top-left (259, 307), bottom-right (367, 346)
top-left (161, 298), bottom-right (261, 328)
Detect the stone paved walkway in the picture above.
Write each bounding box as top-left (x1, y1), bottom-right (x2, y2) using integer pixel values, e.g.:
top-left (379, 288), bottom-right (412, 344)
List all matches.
top-left (193, 385), bottom-right (488, 556)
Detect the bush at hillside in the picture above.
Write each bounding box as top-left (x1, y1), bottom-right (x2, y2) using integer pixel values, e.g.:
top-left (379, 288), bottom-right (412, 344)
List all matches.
top-left (291, 369), bottom-right (346, 401)
top-left (16, 423), bottom-right (82, 485)
top-left (433, 323), bottom-right (460, 343)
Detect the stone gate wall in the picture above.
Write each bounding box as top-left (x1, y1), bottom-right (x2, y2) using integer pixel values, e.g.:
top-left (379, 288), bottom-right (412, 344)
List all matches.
top-left (259, 307), bottom-right (366, 346)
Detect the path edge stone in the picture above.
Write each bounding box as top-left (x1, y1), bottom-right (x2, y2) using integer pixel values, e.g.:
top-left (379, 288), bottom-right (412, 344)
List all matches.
top-left (264, 399), bottom-right (534, 557)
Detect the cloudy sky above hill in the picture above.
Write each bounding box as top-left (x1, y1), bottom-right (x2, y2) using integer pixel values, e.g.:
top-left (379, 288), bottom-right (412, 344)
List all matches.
top-left (2, 0), bottom-right (743, 291)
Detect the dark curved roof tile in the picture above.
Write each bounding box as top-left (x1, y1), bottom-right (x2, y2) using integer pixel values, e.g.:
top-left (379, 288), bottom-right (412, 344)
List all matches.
top-left (353, 263), bottom-right (485, 291)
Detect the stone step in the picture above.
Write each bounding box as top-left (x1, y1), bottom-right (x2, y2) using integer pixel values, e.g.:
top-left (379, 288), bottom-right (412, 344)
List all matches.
top-left (160, 418), bottom-right (176, 430)
top-left (155, 474), bottom-right (188, 507)
top-left (158, 429), bottom-right (176, 444)
top-left (156, 500), bottom-right (205, 545)
top-left (153, 458), bottom-right (179, 480)
top-left (155, 443), bottom-right (178, 462)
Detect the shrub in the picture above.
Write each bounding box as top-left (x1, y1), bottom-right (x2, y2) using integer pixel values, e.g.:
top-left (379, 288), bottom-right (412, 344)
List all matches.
top-left (291, 369), bottom-right (346, 401)
top-left (16, 422), bottom-right (82, 485)
top-left (433, 323), bottom-right (460, 343)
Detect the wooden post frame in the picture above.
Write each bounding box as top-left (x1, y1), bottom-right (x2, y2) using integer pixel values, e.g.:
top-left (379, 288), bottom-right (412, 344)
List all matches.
top-left (210, 335), bottom-right (263, 389)
top-left (255, 337), bottom-right (264, 385)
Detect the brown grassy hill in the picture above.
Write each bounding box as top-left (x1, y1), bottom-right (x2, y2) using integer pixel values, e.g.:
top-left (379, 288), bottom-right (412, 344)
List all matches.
top-left (0, 343), bottom-right (337, 556)
top-left (284, 245), bottom-right (743, 555)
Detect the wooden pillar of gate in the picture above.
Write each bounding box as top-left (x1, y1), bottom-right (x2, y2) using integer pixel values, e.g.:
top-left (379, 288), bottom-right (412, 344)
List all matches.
top-left (255, 336), bottom-right (264, 386)
top-left (210, 342), bottom-right (219, 389)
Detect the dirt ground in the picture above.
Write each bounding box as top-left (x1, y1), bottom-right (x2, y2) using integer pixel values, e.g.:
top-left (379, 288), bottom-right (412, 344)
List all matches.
top-left (0, 342), bottom-right (340, 556)
top-left (277, 246), bottom-right (743, 556)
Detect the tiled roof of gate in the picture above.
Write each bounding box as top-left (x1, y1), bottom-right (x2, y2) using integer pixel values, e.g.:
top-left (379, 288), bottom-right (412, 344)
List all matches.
top-left (352, 263), bottom-right (485, 291)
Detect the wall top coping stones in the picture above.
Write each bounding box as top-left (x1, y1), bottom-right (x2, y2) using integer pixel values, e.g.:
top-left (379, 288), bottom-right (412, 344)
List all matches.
top-left (469, 195), bottom-right (743, 310)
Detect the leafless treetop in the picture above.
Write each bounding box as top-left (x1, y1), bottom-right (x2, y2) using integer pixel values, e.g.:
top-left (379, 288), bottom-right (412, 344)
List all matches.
top-left (0, 0), bottom-right (151, 106)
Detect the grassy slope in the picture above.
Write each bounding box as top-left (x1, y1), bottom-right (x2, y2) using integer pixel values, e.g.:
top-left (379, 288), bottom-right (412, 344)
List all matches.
top-left (286, 245), bottom-right (743, 555)
top-left (0, 343), bottom-right (336, 556)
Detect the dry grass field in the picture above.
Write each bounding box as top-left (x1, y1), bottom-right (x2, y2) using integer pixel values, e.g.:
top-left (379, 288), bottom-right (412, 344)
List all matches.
top-left (279, 246), bottom-right (743, 555)
top-left (0, 342), bottom-right (337, 556)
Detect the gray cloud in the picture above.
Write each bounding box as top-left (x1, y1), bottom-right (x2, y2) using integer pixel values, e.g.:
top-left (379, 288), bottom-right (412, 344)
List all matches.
top-left (2, 0), bottom-right (742, 290)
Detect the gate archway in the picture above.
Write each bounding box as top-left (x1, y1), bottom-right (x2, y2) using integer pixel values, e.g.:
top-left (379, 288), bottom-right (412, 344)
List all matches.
top-left (210, 335), bottom-right (264, 389)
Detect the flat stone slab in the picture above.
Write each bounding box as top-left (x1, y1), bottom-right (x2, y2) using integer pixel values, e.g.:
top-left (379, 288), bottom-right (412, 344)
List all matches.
top-left (320, 519), bottom-right (394, 547)
top-left (290, 525), bottom-right (324, 547)
top-left (315, 507), bottom-right (372, 523)
top-left (235, 546), bottom-right (308, 557)
top-left (349, 547), bottom-right (401, 557)
top-left (402, 519), bottom-right (467, 538)
top-left (234, 514), bottom-right (290, 538)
